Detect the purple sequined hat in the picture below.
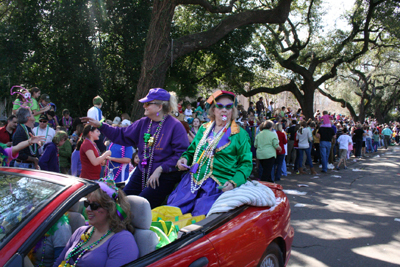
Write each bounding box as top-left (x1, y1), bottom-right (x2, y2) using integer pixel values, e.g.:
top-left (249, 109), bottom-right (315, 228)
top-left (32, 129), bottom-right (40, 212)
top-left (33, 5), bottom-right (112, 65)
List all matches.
top-left (139, 88), bottom-right (170, 103)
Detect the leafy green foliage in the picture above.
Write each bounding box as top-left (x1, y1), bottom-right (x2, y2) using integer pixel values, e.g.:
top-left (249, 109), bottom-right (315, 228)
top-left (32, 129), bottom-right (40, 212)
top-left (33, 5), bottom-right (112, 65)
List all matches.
top-left (166, 4), bottom-right (270, 98)
top-left (0, 0), bottom-right (151, 118)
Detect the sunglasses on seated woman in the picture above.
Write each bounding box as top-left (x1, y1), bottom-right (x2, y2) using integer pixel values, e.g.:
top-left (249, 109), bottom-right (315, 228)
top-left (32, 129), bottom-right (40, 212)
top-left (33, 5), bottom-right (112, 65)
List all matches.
top-left (84, 200), bottom-right (103, 211)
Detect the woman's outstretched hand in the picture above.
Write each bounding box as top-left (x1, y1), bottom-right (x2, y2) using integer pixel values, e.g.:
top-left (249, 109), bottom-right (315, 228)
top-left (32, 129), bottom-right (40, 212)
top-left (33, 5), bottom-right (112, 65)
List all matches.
top-left (80, 117), bottom-right (101, 128)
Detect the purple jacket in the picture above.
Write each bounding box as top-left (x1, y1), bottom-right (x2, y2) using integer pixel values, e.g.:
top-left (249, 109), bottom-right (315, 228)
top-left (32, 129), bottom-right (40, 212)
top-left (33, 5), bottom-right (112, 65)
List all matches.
top-left (39, 142), bottom-right (59, 172)
top-left (70, 149), bottom-right (82, 177)
top-left (53, 226), bottom-right (139, 267)
top-left (100, 115), bottom-right (189, 173)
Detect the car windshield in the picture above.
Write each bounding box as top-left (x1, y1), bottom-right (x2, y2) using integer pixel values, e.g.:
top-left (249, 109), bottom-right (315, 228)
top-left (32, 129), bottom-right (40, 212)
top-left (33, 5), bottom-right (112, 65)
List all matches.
top-left (0, 173), bottom-right (64, 245)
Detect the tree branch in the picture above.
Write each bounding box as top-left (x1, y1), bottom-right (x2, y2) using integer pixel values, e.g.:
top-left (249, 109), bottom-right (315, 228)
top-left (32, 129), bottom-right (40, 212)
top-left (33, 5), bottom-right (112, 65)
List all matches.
top-left (242, 80), bottom-right (303, 101)
top-left (177, 0), bottom-right (236, 13)
top-left (317, 87), bottom-right (358, 120)
top-left (173, 0), bottom-right (292, 59)
top-left (190, 68), bottom-right (219, 84)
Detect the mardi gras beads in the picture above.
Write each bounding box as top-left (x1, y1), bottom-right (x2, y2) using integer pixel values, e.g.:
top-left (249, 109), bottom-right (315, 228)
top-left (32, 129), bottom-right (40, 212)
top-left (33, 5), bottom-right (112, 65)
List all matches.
top-left (60, 227), bottom-right (112, 267)
top-left (141, 116), bottom-right (166, 189)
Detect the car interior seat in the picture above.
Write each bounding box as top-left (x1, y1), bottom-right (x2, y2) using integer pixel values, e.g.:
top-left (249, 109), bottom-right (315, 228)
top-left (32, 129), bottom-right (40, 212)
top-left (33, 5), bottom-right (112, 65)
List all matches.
top-left (126, 195), bottom-right (159, 257)
top-left (68, 199), bottom-right (86, 233)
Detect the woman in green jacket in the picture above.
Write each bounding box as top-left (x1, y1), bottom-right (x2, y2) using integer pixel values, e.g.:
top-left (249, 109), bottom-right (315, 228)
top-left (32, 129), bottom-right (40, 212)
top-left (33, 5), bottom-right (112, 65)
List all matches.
top-left (169, 90), bottom-right (253, 216)
top-left (254, 120), bottom-right (282, 182)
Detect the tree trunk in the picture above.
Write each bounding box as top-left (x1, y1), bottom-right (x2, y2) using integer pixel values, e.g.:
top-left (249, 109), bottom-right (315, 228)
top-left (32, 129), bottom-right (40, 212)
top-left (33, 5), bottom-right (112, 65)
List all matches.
top-left (358, 101), bottom-right (365, 123)
top-left (298, 83), bottom-right (315, 119)
top-left (130, 1), bottom-right (176, 120)
top-left (375, 106), bottom-right (385, 124)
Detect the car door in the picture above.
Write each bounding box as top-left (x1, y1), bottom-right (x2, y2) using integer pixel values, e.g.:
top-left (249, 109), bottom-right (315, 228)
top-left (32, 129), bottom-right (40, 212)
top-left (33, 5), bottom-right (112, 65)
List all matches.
top-left (127, 235), bottom-right (220, 267)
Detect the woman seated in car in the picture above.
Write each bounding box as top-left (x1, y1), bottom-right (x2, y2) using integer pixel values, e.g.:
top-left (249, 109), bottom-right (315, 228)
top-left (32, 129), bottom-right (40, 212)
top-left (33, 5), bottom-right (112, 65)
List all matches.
top-left (53, 179), bottom-right (139, 267)
top-left (168, 90), bottom-right (253, 216)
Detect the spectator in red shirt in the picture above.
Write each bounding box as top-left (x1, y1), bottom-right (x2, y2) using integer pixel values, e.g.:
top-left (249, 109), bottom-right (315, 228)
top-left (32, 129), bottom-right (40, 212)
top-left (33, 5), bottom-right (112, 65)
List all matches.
top-left (0, 115), bottom-right (18, 146)
top-left (177, 99), bottom-right (183, 113)
top-left (79, 124), bottom-right (111, 180)
top-left (274, 122), bottom-right (288, 181)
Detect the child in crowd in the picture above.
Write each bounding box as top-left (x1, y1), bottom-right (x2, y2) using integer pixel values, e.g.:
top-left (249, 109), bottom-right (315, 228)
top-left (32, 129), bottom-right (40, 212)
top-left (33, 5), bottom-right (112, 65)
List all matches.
top-left (126, 152), bottom-right (139, 185)
top-left (372, 130), bottom-right (380, 152)
top-left (320, 111), bottom-right (331, 127)
top-left (336, 128), bottom-right (352, 170)
top-left (184, 103), bottom-right (193, 123)
top-left (59, 109), bottom-right (73, 134)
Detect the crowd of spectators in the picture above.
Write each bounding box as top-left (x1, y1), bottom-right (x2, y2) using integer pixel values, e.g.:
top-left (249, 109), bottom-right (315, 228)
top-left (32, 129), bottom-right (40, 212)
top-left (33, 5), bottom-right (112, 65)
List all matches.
top-left (233, 101), bottom-right (400, 181)
top-left (1, 89), bottom-right (399, 183)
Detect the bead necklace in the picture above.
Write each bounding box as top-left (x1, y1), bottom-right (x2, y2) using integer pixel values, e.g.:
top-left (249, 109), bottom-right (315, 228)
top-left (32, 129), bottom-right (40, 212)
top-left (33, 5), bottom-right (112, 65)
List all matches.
top-left (36, 125), bottom-right (49, 142)
top-left (57, 146), bottom-right (60, 173)
top-left (62, 117), bottom-right (72, 129)
top-left (21, 124), bottom-right (37, 155)
top-left (189, 121), bottom-right (229, 193)
top-left (105, 143), bottom-right (125, 181)
top-left (141, 116), bottom-right (167, 189)
top-left (37, 235), bottom-right (48, 267)
top-left (59, 227), bottom-right (112, 267)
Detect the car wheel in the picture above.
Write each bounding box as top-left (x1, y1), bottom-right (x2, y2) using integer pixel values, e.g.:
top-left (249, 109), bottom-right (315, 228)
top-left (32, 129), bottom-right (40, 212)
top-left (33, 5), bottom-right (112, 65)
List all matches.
top-left (259, 243), bottom-right (284, 267)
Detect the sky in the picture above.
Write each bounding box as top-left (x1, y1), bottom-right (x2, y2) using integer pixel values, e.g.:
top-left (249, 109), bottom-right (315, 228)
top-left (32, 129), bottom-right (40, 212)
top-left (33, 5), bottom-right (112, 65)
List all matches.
top-left (321, 0), bottom-right (356, 31)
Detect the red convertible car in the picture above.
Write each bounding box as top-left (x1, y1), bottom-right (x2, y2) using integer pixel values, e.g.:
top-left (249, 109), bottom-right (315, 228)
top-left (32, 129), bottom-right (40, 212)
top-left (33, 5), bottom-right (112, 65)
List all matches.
top-left (0, 167), bottom-right (294, 267)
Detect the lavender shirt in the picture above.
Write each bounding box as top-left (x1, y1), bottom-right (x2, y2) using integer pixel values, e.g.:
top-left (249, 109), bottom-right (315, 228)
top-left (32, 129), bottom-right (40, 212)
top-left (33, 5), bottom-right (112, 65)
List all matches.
top-left (100, 115), bottom-right (189, 173)
top-left (53, 226), bottom-right (139, 267)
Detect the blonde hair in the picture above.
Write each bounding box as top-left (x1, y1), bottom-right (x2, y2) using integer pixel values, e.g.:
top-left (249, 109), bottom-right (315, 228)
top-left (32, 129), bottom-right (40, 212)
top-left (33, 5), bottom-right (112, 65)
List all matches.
top-left (298, 121), bottom-right (307, 134)
top-left (276, 122), bottom-right (283, 131)
top-left (160, 91), bottom-right (178, 114)
top-left (88, 189), bottom-right (134, 234)
top-left (207, 96), bottom-right (238, 121)
top-left (52, 131), bottom-right (68, 145)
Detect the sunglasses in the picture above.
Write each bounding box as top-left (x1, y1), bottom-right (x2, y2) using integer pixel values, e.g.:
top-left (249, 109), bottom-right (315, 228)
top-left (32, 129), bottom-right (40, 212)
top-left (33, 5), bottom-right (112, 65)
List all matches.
top-left (83, 200), bottom-right (102, 211)
top-left (212, 97), bottom-right (234, 110)
top-left (39, 120), bottom-right (47, 123)
top-left (144, 102), bottom-right (160, 107)
top-left (215, 102), bottom-right (234, 110)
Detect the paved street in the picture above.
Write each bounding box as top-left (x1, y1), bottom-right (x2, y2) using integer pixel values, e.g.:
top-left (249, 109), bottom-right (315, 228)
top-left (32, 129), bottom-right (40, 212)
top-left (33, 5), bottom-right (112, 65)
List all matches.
top-left (279, 146), bottom-right (400, 267)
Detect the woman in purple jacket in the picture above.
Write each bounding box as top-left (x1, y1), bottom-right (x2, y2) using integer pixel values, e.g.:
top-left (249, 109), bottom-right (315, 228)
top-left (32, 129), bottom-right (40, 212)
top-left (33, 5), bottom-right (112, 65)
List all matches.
top-left (82, 88), bottom-right (189, 208)
top-left (39, 131), bottom-right (68, 172)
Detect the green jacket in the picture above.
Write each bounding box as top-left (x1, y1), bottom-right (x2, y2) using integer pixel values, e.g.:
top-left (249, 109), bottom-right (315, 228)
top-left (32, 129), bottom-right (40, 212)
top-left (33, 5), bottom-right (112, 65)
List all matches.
top-left (58, 140), bottom-right (72, 167)
top-left (181, 121), bottom-right (252, 188)
top-left (254, 129), bottom-right (279, 159)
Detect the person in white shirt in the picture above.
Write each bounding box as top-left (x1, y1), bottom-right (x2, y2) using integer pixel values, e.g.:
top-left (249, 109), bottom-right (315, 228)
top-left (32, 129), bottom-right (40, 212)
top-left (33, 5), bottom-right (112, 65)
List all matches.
top-left (86, 95), bottom-right (106, 152)
top-left (267, 101), bottom-right (274, 113)
top-left (184, 104), bottom-right (193, 122)
top-left (336, 128), bottom-right (353, 170)
top-left (113, 116), bottom-right (121, 125)
top-left (366, 127), bottom-right (373, 153)
top-left (121, 119), bottom-right (132, 127)
top-left (33, 114), bottom-right (56, 155)
top-left (295, 121), bottom-right (316, 175)
top-left (87, 96), bottom-right (104, 121)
